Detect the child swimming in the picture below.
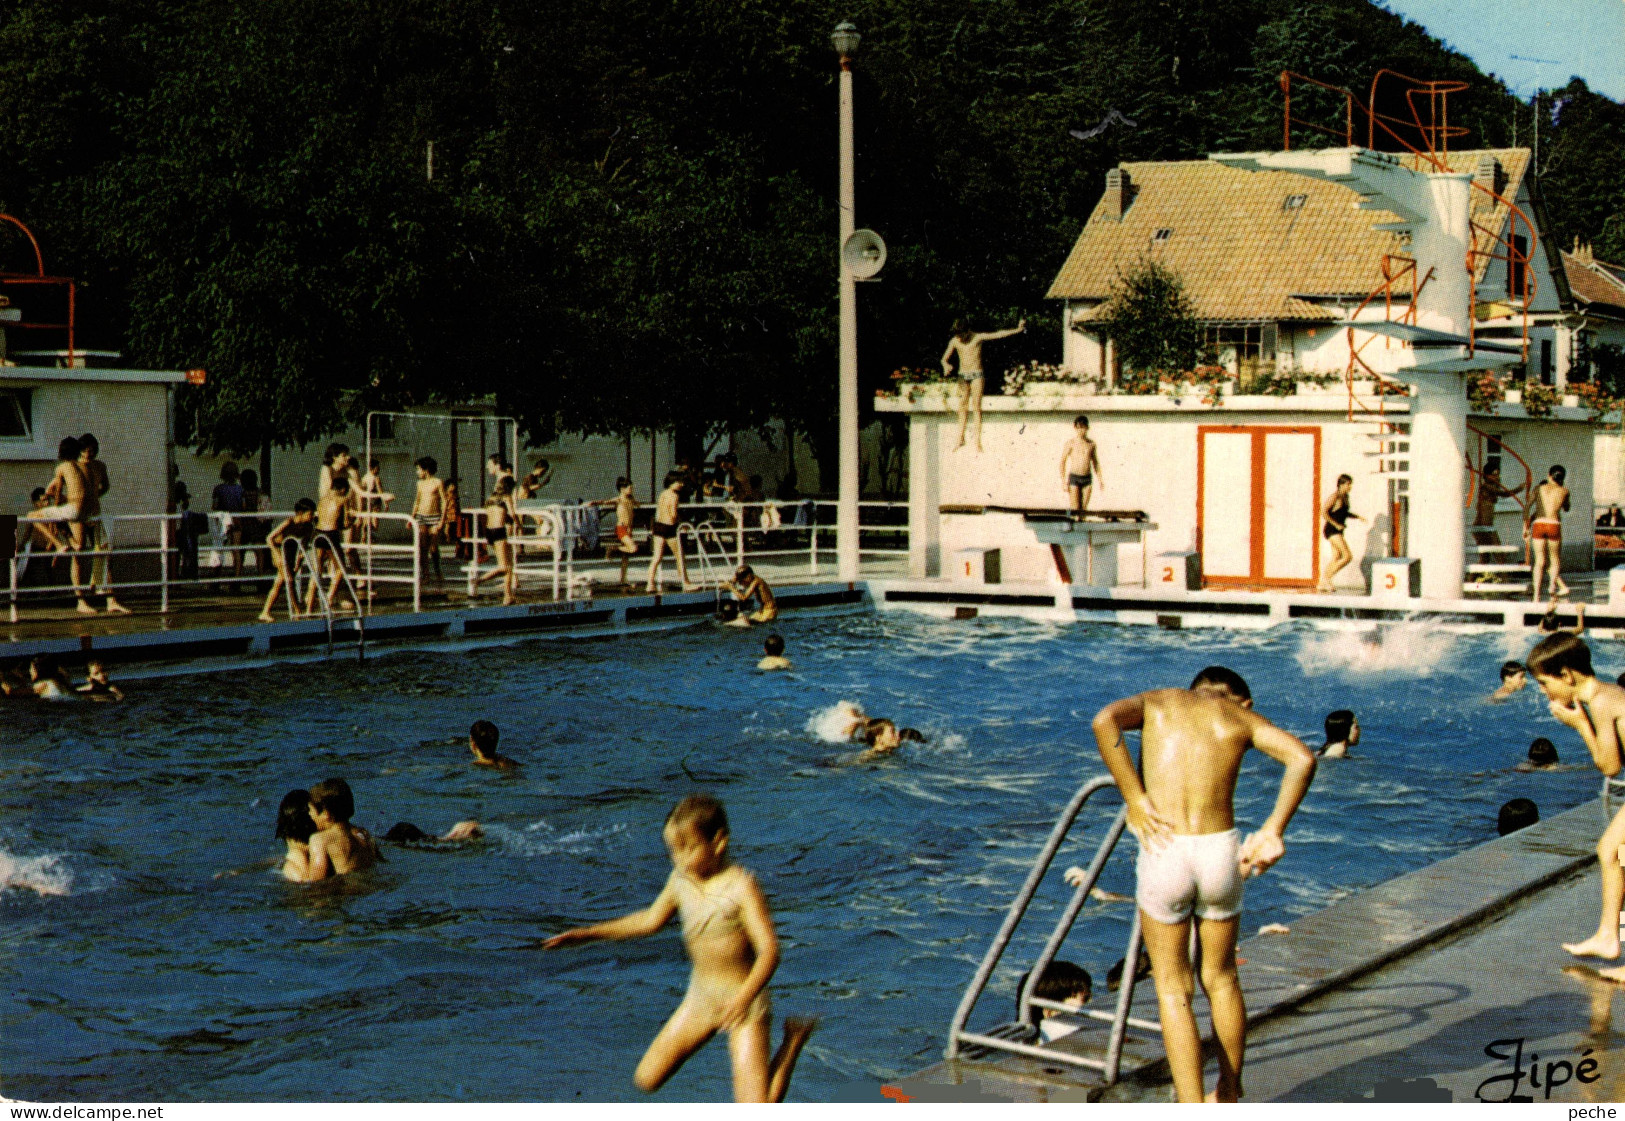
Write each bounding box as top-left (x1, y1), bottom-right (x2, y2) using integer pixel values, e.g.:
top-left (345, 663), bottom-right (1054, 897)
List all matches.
top-left (1490, 660), bottom-right (1527, 703)
top-left (29, 655), bottom-right (74, 700)
top-left (305, 778), bottom-right (379, 881)
top-left (1015, 960), bottom-right (1093, 1042)
top-left (276, 789), bottom-right (318, 882)
top-left (758, 634), bottom-right (791, 672)
top-left (1525, 633), bottom-right (1625, 974)
top-left (542, 794), bottom-right (815, 1102)
top-left (76, 659), bottom-right (123, 701)
top-left (1318, 710), bottom-right (1358, 758)
top-left (469, 720), bottom-right (519, 770)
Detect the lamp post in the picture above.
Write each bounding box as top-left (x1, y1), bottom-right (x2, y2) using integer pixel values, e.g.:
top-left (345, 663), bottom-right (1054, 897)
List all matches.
top-left (833, 20), bottom-right (860, 583)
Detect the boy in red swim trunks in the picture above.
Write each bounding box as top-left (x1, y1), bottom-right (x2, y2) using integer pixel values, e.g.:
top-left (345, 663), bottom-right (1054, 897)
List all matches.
top-left (1525, 464), bottom-right (1571, 603)
top-left (593, 477), bottom-right (638, 588)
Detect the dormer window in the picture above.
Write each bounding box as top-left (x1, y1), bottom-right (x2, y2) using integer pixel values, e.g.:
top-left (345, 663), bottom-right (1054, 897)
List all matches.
top-left (1283, 194), bottom-right (1308, 210)
top-left (1151, 228), bottom-right (1173, 245)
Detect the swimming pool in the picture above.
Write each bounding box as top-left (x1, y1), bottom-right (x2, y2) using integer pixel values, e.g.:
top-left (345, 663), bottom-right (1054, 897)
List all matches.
top-left (0, 614), bottom-right (1604, 1101)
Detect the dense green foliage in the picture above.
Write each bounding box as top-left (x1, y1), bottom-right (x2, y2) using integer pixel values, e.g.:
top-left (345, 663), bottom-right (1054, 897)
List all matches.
top-left (1, 0), bottom-right (1622, 462)
top-left (1097, 259), bottom-right (1205, 377)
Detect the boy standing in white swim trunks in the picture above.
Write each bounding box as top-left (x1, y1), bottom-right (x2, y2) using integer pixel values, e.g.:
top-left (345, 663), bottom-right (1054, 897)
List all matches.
top-left (544, 795), bottom-right (815, 1101)
top-left (1091, 666), bottom-right (1315, 1102)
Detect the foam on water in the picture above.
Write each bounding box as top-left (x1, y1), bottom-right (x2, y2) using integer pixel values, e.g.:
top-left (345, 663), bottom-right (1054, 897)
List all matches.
top-left (807, 701), bottom-right (866, 743)
top-left (1294, 621), bottom-right (1460, 677)
top-left (0, 848), bottom-right (74, 897)
top-left (483, 821), bottom-right (628, 858)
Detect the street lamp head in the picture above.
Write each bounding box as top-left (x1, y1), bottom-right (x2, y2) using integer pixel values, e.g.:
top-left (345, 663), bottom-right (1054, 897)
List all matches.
top-left (831, 21), bottom-right (860, 60)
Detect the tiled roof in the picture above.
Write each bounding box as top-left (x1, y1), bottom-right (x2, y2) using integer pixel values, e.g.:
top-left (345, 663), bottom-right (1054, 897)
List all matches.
top-left (1563, 250), bottom-right (1625, 315)
top-left (1049, 148), bottom-right (1533, 323)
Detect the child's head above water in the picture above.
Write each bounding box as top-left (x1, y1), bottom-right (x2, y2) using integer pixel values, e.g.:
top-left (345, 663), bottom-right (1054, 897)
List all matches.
top-left (1500, 660), bottom-right (1526, 683)
top-left (1017, 959), bottom-right (1093, 1025)
top-left (763, 634), bottom-right (785, 657)
top-left (276, 789), bottom-right (317, 843)
top-left (1528, 737), bottom-right (1559, 767)
top-left (469, 720), bottom-right (500, 760)
top-left (1189, 665), bottom-right (1251, 706)
top-left (1324, 709), bottom-right (1357, 747)
top-left (308, 778), bottom-right (356, 825)
top-left (664, 794), bottom-right (730, 876)
top-left (716, 599), bottom-right (740, 623)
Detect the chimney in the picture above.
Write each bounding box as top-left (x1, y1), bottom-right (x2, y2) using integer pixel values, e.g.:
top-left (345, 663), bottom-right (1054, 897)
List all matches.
top-left (1573, 236), bottom-right (1595, 265)
top-left (1473, 154), bottom-right (1504, 196)
top-left (1102, 168), bottom-right (1130, 221)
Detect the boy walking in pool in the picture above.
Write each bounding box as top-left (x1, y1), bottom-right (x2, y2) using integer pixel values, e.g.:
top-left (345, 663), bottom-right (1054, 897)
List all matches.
top-left (543, 795), bottom-right (815, 1102)
top-left (1059, 416), bottom-right (1103, 519)
top-left (1092, 667), bottom-right (1316, 1102)
top-left (1525, 633), bottom-right (1625, 975)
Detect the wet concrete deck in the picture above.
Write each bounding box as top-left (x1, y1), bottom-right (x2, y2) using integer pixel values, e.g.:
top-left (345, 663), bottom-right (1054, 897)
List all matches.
top-left (0, 553), bottom-right (897, 669)
top-left (890, 798), bottom-right (1613, 1103)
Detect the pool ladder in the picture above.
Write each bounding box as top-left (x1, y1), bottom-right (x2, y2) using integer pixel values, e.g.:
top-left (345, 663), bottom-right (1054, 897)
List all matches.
top-left (675, 522), bottom-right (729, 608)
top-left (284, 539), bottom-right (367, 662)
top-left (945, 775), bottom-right (1159, 1088)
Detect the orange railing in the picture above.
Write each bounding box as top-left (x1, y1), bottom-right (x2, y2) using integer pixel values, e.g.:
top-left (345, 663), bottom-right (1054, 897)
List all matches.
top-left (0, 213), bottom-right (77, 363)
top-left (1280, 71), bottom-right (1537, 413)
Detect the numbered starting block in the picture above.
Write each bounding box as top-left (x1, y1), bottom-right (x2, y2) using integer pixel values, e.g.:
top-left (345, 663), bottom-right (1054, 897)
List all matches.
top-left (1370, 557), bottom-right (1420, 602)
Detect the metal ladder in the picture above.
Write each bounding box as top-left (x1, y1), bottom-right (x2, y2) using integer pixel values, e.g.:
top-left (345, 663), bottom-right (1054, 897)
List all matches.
top-left (675, 522), bottom-right (729, 608)
top-left (286, 539), bottom-right (366, 662)
top-left (945, 776), bottom-right (1159, 1086)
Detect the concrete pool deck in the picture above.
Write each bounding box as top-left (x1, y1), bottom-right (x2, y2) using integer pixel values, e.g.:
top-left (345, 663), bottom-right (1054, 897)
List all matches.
top-left (887, 797), bottom-right (1622, 1103)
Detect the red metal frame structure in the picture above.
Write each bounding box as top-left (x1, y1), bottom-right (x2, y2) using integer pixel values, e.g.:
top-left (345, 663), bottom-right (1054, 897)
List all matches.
top-left (0, 213), bottom-right (77, 363)
top-left (1280, 70), bottom-right (1538, 371)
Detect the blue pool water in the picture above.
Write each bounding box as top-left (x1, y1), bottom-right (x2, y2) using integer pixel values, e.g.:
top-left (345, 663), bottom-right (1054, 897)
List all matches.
top-left (0, 613), bottom-right (1606, 1101)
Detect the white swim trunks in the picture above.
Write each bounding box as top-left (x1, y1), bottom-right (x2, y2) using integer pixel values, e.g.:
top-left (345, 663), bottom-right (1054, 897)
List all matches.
top-left (1135, 828), bottom-right (1244, 925)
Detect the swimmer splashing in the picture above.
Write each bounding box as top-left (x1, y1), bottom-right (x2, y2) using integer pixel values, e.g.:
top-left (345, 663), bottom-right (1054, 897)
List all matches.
top-left (543, 795), bottom-right (815, 1101)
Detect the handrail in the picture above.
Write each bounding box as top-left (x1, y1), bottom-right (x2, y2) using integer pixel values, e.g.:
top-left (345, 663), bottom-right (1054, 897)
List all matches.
top-left (945, 775), bottom-right (1153, 1085)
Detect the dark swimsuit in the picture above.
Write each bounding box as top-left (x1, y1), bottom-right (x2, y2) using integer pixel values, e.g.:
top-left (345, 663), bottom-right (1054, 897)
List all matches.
top-left (1068, 473), bottom-right (1093, 489)
top-left (652, 521), bottom-right (677, 540)
top-left (1324, 496), bottom-right (1350, 539)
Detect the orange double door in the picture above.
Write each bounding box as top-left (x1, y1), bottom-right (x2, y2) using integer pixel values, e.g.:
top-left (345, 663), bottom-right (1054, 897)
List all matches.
top-left (1196, 425), bottom-right (1322, 589)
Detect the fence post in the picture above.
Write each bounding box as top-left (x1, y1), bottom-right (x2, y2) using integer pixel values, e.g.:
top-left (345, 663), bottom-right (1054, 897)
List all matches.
top-left (160, 514), bottom-right (170, 614)
top-left (737, 509), bottom-right (745, 568)
top-left (810, 525), bottom-right (819, 576)
top-left (412, 517), bottom-right (421, 613)
top-left (9, 555), bottom-right (16, 624)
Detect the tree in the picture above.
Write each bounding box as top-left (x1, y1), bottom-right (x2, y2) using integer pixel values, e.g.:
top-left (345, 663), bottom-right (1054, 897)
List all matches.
top-left (1098, 258), bottom-right (1205, 378)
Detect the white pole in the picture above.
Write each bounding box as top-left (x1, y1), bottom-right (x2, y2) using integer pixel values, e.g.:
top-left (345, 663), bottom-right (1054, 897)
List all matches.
top-left (837, 52), bottom-right (859, 583)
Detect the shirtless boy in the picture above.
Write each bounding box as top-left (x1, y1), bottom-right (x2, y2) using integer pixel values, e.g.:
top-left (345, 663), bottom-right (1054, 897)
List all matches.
top-left (1059, 416), bottom-right (1103, 518)
top-left (306, 777), bottom-right (379, 880)
top-left (411, 457), bottom-right (447, 582)
top-left (646, 474), bottom-right (698, 594)
top-left (592, 477), bottom-right (637, 587)
top-left (469, 720), bottom-right (519, 770)
top-left (1490, 660), bottom-right (1527, 703)
top-left (543, 795), bottom-right (815, 1102)
top-left (1091, 666), bottom-right (1316, 1102)
top-left (758, 634), bottom-right (791, 672)
top-left (1526, 464), bottom-right (1571, 601)
top-left (1526, 633), bottom-right (1625, 976)
top-left (308, 476), bottom-right (354, 614)
top-left (726, 565), bottom-right (777, 623)
top-left (276, 789), bottom-right (317, 882)
top-left (260, 498), bottom-right (318, 621)
top-left (33, 437), bottom-right (96, 614)
top-left (78, 434), bottom-right (128, 614)
top-left (942, 317), bottom-right (1025, 452)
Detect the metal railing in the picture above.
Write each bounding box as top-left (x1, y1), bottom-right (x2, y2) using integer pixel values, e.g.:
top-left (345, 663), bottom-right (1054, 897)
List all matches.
top-left (277, 537), bottom-right (366, 660)
top-left (5, 497), bottom-right (910, 621)
top-left (945, 776), bottom-right (1157, 1087)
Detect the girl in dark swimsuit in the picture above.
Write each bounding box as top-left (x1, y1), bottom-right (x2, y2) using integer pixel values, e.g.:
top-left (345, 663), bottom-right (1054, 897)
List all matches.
top-left (1317, 473), bottom-right (1362, 593)
top-left (474, 476), bottom-right (518, 605)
